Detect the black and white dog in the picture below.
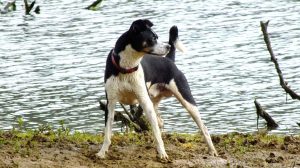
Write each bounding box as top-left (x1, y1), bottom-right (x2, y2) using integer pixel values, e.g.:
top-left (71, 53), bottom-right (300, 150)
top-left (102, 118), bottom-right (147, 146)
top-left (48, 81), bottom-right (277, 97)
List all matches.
top-left (97, 19), bottom-right (217, 159)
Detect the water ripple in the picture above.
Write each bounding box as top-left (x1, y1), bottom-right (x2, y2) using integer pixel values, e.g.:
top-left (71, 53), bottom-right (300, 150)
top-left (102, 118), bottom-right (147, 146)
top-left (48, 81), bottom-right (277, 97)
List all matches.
top-left (0, 0), bottom-right (299, 134)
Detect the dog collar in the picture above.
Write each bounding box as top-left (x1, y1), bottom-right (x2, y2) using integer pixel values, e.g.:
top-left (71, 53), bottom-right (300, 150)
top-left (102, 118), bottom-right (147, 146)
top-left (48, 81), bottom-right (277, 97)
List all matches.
top-left (111, 52), bottom-right (139, 74)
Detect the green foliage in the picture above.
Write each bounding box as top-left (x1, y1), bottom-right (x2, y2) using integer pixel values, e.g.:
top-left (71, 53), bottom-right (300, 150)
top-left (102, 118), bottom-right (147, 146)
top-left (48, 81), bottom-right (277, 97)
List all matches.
top-left (58, 120), bottom-right (70, 136)
top-left (17, 117), bottom-right (25, 130)
top-left (0, 118), bottom-right (105, 156)
top-left (0, 118), bottom-right (298, 161)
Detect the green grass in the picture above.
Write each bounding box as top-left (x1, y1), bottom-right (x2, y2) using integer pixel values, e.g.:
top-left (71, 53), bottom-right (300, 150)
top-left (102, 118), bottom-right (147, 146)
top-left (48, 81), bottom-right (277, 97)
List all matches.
top-left (0, 117), bottom-right (298, 158)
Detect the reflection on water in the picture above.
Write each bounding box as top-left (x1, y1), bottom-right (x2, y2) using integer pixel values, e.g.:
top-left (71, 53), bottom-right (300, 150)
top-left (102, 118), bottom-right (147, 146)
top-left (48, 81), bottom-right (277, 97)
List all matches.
top-left (0, 0), bottom-right (300, 134)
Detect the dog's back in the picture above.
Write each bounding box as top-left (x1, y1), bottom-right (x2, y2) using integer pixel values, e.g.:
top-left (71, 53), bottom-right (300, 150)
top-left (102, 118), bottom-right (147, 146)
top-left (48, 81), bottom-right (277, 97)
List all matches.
top-left (98, 20), bottom-right (217, 160)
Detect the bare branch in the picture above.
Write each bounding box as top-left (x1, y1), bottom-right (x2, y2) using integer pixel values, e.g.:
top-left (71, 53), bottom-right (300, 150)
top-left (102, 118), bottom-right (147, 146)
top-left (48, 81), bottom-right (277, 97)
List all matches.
top-left (260, 21), bottom-right (300, 100)
top-left (24, 0), bottom-right (30, 14)
top-left (98, 99), bottom-right (149, 132)
top-left (3, 0), bottom-right (16, 11)
top-left (120, 103), bottom-right (134, 122)
top-left (23, 0), bottom-right (37, 15)
top-left (86, 0), bottom-right (103, 10)
top-left (254, 99), bottom-right (278, 130)
top-left (28, 0), bottom-right (35, 13)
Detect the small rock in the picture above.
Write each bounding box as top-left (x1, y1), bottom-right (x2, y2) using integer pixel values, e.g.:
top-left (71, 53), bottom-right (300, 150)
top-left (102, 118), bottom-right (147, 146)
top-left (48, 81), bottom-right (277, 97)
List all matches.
top-left (277, 156), bottom-right (284, 162)
top-left (145, 145), bottom-right (152, 150)
top-left (249, 139), bottom-right (258, 145)
top-left (212, 136), bottom-right (221, 144)
top-left (266, 157), bottom-right (276, 163)
top-left (284, 136), bottom-right (293, 144)
top-left (177, 137), bottom-right (186, 143)
top-left (269, 152), bottom-right (275, 158)
top-left (280, 144), bottom-right (287, 150)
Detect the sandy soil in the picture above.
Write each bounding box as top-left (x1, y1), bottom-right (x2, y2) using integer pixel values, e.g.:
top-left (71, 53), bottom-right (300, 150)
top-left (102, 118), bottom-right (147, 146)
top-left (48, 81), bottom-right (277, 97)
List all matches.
top-left (0, 132), bottom-right (299, 168)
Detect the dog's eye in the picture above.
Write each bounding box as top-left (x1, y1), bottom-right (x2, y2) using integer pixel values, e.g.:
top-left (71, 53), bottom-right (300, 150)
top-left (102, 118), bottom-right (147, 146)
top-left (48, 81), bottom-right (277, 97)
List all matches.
top-left (147, 39), bottom-right (155, 46)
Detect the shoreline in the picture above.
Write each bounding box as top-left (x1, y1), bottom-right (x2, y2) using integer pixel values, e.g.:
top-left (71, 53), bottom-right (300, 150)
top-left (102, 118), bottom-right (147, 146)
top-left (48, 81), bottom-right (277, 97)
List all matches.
top-left (0, 128), bottom-right (299, 167)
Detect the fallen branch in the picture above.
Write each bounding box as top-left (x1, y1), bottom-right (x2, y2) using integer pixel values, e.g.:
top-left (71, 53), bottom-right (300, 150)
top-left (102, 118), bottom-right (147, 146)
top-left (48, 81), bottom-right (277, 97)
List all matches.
top-left (85, 0), bottom-right (103, 10)
top-left (254, 99), bottom-right (278, 130)
top-left (34, 5), bottom-right (40, 14)
top-left (129, 105), bottom-right (150, 132)
top-left (98, 100), bottom-right (150, 132)
top-left (0, 0), bottom-right (16, 14)
top-left (24, 0), bottom-right (39, 15)
top-left (260, 21), bottom-right (300, 100)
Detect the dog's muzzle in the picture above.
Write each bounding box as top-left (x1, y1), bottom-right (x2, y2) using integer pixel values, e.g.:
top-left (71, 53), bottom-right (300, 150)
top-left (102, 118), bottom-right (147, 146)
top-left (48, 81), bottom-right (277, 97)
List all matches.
top-left (148, 42), bottom-right (170, 56)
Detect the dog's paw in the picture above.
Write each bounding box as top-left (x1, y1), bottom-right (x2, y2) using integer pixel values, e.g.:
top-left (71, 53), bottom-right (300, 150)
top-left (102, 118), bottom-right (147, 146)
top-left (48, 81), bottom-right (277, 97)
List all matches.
top-left (95, 150), bottom-right (107, 159)
top-left (209, 149), bottom-right (218, 157)
top-left (157, 151), bottom-right (169, 160)
top-left (157, 154), bottom-right (172, 163)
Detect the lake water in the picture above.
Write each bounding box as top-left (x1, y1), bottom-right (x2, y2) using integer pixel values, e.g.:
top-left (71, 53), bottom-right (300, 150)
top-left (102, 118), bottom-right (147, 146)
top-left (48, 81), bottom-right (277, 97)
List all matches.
top-left (1, 0), bottom-right (300, 134)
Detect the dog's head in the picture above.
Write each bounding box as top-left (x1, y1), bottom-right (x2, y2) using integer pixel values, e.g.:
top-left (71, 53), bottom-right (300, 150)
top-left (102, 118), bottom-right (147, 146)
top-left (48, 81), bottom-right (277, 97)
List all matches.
top-left (127, 19), bottom-right (170, 56)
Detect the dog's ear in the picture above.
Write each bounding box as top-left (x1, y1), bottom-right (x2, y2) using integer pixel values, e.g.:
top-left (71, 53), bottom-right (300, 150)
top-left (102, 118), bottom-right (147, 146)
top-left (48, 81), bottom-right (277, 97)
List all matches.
top-left (130, 19), bottom-right (153, 33)
top-left (143, 19), bottom-right (153, 28)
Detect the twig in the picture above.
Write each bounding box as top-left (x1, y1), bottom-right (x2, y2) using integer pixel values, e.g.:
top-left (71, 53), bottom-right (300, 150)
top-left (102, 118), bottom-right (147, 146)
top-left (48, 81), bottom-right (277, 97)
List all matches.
top-left (85, 0), bottom-right (103, 10)
top-left (0, 1), bottom-right (16, 14)
top-left (130, 105), bottom-right (150, 132)
top-left (34, 5), bottom-right (40, 14)
top-left (254, 99), bottom-right (278, 130)
top-left (114, 112), bottom-right (142, 132)
top-left (23, 0), bottom-right (38, 15)
top-left (120, 103), bottom-right (134, 122)
top-left (260, 21), bottom-right (300, 100)
top-left (28, 0), bottom-right (35, 12)
top-left (4, 0), bottom-right (16, 11)
top-left (98, 100), bottom-right (145, 132)
top-left (24, 0), bottom-right (30, 14)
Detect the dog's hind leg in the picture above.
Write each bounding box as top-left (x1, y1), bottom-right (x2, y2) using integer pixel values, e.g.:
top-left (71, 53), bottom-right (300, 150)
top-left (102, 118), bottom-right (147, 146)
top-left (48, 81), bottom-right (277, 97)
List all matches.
top-left (168, 74), bottom-right (218, 156)
top-left (96, 99), bottom-right (116, 158)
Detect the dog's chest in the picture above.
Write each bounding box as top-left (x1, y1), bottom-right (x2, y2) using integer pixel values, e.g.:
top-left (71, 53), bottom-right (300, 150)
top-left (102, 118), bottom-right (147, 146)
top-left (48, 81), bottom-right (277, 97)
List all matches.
top-left (106, 70), bottom-right (144, 105)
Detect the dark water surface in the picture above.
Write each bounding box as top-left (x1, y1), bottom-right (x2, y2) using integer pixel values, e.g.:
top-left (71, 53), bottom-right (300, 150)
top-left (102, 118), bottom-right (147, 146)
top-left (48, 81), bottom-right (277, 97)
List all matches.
top-left (1, 0), bottom-right (300, 134)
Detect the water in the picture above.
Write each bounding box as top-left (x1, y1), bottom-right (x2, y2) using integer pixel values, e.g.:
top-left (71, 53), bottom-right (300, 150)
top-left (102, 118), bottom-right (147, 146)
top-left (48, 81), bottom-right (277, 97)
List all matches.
top-left (1, 0), bottom-right (300, 134)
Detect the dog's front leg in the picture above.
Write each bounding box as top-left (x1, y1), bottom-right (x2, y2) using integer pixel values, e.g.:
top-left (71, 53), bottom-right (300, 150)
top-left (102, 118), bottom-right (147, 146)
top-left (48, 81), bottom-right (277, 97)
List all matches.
top-left (137, 94), bottom-right (168, 159)
top-left (96, 99), bottom-right (116, 158)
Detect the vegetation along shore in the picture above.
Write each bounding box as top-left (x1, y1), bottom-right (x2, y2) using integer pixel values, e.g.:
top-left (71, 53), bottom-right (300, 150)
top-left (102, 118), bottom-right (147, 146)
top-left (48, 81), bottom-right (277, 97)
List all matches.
top-left (0, 120), bottom-right (299, 168)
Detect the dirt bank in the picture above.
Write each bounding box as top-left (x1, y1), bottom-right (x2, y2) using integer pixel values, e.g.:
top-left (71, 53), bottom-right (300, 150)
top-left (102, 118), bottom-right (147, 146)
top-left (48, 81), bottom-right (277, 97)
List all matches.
top-left (0, 130), bottom-right (299, 168)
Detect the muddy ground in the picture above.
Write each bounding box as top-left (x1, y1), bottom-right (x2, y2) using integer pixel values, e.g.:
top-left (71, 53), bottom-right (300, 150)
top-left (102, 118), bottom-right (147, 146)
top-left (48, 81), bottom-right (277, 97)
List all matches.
top-left (0, 131), bottom-right (299, 168)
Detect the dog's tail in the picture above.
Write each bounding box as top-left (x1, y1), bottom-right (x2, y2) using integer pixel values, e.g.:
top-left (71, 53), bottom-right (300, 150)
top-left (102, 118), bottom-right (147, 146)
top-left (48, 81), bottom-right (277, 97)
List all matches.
top-left (166, 26), bottom-right (187, 62)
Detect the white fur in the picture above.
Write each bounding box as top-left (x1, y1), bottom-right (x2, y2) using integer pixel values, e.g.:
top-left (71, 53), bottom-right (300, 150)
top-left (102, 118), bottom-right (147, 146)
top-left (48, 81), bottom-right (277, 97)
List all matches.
top-left (97, 40), bottom-right (217, 159)
top-left (119, 45), bottom-right (143, 69)
top-left (147, 79), bottom-right (217, 156)
top-left (97, 43), bottom-right (169, 159)
top-left (151, 42), bottom-right (171, 55)
top-left (97, 67), bottom-right (168, 159)
top-left (166, 79), bottom-right (217, 155)
top-left (175, 40), bottom-right (187, 53)
top-left (148, 83), bottom-right (172, 129)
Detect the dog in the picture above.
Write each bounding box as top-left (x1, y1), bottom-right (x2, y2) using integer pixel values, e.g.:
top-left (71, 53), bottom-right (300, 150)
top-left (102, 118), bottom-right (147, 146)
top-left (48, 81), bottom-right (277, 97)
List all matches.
top-left (142, 24), bottom-right (184, 128)
top-left (97, 19), bottom-right (218, 159)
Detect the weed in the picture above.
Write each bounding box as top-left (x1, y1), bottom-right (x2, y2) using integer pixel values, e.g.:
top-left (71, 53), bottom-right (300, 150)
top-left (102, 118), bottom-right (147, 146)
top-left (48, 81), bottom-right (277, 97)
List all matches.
top-left (17, 117), bottom-right (25, 130)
